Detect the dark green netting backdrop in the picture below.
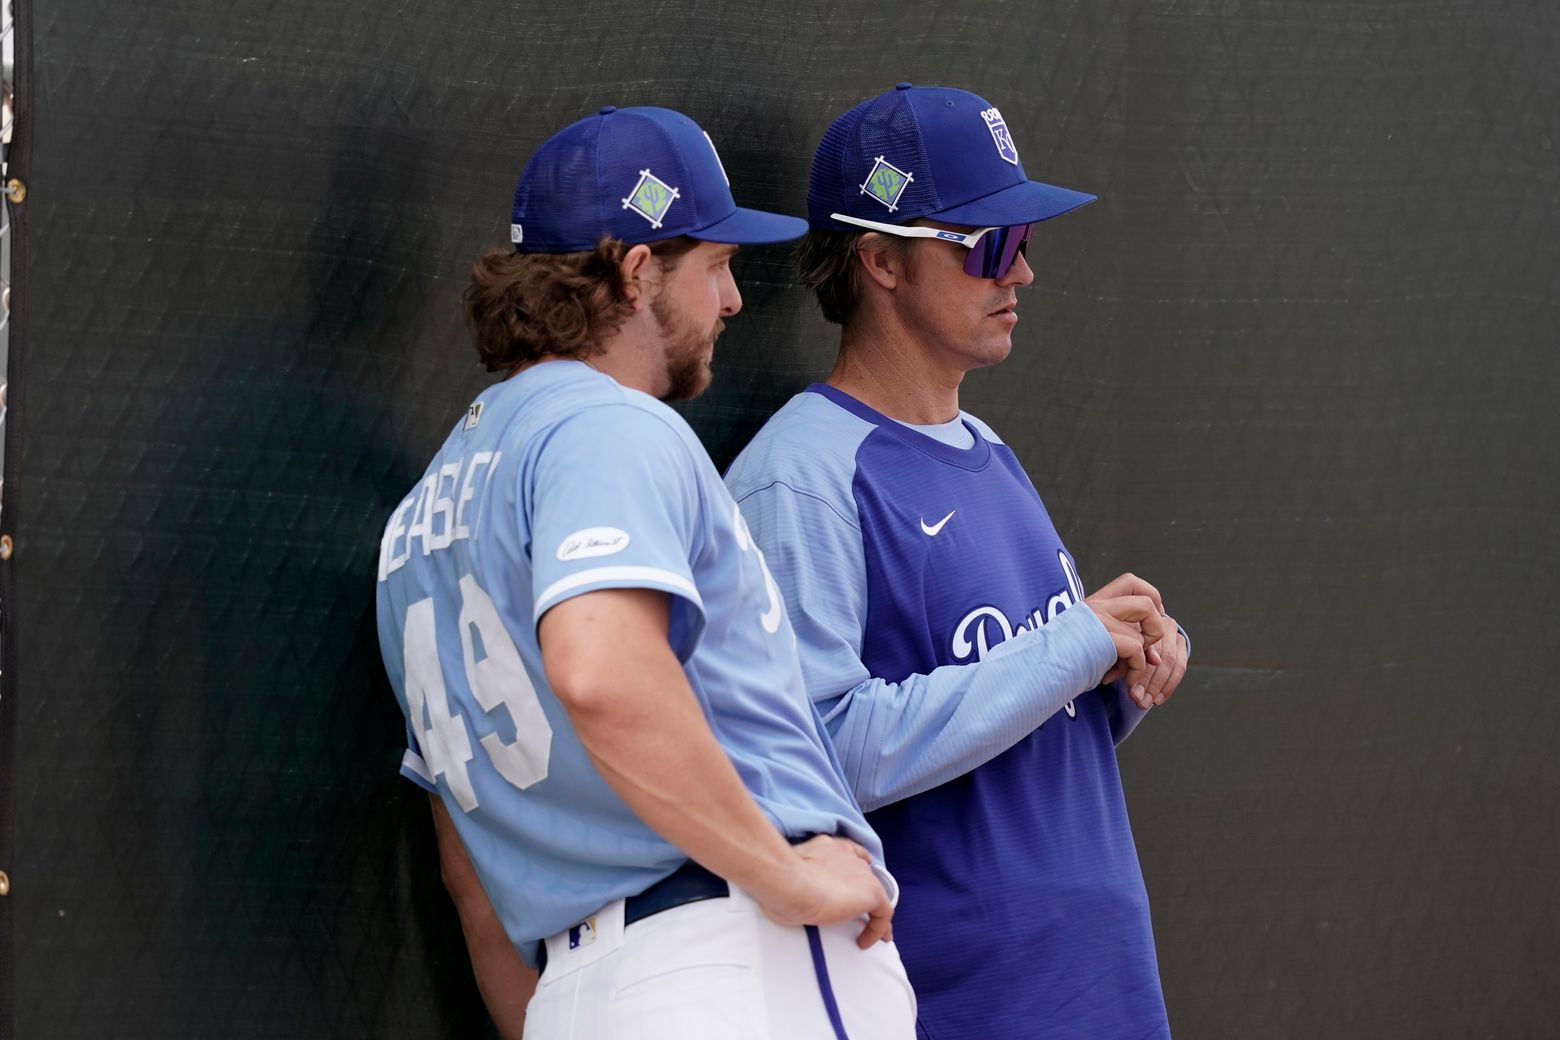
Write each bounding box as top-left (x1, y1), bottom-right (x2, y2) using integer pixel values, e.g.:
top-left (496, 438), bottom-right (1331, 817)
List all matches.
top-left (2, 0), bottom-right (1556, 1036)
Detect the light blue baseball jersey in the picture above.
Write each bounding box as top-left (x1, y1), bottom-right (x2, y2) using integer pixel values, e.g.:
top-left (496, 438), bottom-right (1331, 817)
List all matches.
top-left (376, 360), bottom-right (881, 969)
top-left (726, 385), bottom-right (1176, 1040)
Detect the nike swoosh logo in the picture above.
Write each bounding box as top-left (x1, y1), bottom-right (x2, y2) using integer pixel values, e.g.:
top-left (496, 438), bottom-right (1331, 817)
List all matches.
top-left (920, 510), bottom-right (956, 536)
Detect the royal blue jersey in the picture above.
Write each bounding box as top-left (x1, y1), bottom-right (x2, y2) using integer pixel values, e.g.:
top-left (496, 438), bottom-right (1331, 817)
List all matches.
top-left (376, 362), bottom-right (882, 969)
top-left (727, 384), bottom-right (1170, 1040)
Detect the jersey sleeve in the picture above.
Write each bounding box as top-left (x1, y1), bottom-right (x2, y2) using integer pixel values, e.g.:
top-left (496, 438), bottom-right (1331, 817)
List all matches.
top-left (732, 479), bottom-right (874, 697)
top-left (400, 717), bottom-right (437, 792)
top-left (738, 480), bottom-right (1119, 812)
top-left (528, 405), bottom-right (707, 660)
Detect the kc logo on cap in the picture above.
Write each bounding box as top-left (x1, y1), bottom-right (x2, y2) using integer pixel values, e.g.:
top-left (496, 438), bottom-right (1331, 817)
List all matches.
top-left (805, 83), bottom-right (1097, 232)
top-left (981, 107), bottom-right (1019, 166)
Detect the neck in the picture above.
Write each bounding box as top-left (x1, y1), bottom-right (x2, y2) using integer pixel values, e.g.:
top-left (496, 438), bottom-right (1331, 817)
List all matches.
top-left (519, 321), bottom-right (663, 397)
top-left (590, 318), bottom-right (661, 394)
top-left (828, 309), bottom-right (964, 424)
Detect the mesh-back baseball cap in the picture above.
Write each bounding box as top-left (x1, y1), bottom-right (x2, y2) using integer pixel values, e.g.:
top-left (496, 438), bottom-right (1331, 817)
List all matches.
top-left (510, 106), bottom-right (806, 252)
top-left (807, 83), bottom-right (1096, 231)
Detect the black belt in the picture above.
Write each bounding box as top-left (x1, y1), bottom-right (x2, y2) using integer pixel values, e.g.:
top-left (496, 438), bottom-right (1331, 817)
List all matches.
top-left (538, 860), bottom-right (728, 973)
top-left (626, 859), bottom-right (730, 925)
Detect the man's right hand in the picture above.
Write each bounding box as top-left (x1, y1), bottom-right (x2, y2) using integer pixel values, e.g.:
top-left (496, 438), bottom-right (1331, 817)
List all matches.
top-left (753, 834), bottom-right (895, 949)
top-left (1084, 573), bottom-right (1169, 709)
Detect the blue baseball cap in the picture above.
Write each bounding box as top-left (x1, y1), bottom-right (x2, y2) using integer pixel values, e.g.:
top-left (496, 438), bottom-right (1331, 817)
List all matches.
top-left (510, 106), bottom-right (807, 252)
top-left (807, 83), bottom-right (1097, 231)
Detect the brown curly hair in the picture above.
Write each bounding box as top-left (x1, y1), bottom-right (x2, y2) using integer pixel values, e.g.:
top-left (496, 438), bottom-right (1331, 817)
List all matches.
top-left (463, 236), bottom-right (698, 373)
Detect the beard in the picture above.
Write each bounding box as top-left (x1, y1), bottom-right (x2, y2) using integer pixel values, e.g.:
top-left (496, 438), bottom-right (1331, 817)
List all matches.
top-left (651, 293), bottom-right (723, 402)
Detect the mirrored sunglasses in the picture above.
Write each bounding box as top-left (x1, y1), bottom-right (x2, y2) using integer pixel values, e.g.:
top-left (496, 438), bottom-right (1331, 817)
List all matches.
top-left (830, 213), bottom-right (1034, 279)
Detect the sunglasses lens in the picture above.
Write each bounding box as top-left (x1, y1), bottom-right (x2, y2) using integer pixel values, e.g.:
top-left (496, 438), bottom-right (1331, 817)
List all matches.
top-left (962, 224), bottom-right (1033, 278)
top-left (1010, 224), bottom-right (1031, 271)
top-left (960, 224), bottom-right (1035, 279)
top-left (997, 224), bottom-right (1031, 277)
top-left (962, 227), bottom-right (1004, 278)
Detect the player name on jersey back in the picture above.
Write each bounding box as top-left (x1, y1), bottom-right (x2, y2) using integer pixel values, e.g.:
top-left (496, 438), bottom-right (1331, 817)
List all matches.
top-left (378, 450), bottom-right (502, 581)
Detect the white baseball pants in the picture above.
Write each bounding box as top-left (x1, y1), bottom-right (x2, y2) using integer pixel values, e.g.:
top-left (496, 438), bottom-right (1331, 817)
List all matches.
top-left (523, 885), bottom-right (917, 1039)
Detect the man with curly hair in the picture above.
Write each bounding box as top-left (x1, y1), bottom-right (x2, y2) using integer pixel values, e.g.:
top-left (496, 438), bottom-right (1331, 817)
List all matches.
top-left (376, 106), bottom-right (915, 1039)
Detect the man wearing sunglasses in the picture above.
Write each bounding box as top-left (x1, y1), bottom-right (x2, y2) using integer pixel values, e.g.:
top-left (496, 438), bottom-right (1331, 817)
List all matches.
top-left (726, 84), bottom-right (1189, 1039)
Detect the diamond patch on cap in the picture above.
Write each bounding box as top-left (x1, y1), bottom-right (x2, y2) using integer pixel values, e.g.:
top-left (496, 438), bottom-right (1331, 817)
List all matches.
top-left (623, 169), bottom-right (680, 229)
top-left (860, 156), bottom-right (913, 212)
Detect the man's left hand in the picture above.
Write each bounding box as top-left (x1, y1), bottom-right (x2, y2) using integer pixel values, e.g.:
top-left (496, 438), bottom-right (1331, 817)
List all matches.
top-left (1140, 618), bottom-right (1188, 707)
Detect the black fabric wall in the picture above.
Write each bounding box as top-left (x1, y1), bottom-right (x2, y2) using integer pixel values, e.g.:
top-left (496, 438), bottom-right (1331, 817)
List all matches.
top-left (4, 1), bottom-right (1557, 1036)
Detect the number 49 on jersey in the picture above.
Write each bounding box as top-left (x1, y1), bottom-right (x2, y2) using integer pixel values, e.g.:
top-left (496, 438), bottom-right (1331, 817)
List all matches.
top-left (400, 575), bottom-right (553, 811)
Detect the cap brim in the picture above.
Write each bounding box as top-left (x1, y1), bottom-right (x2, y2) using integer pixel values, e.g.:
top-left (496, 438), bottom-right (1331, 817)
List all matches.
top-left (930, 179), bottom-right (1097, 227)
top-left (688, 207), bottom-right (809, 245)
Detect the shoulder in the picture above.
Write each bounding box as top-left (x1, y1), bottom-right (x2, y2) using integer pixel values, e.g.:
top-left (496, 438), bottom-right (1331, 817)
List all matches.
top-left (578, 381), bottom-right (699, 449)
top-left (491, 363), bottom-right (699, 461)
top-left (726, 390), bottom-right (878, 502)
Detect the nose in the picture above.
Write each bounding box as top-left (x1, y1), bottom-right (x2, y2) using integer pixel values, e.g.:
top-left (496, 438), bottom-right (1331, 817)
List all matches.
top-left (998, 248), bottom-right (1035, 288)
top-left (720, 266), bottom-right (742, 317)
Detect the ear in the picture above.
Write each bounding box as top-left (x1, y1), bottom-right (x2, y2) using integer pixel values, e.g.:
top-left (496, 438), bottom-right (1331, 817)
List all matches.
top-left (619, 244), bottom-right (656, 311)
top-left (856, 234), bottom-right (902, 291)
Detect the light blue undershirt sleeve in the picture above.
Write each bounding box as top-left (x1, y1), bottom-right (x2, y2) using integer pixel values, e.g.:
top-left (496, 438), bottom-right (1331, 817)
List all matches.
top-left (1109, 681), bottom-right (1147, 745)
top-left (736, 480), bottom-right (1120, 812)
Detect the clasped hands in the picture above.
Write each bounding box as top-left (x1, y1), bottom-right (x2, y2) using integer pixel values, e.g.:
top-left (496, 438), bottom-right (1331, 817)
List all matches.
top-left (1083, 573), bottom-right (1188, 711)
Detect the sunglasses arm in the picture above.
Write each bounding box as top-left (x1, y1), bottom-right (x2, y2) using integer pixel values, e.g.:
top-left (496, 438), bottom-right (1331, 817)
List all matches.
top-left (828, 212), bottom-right (999, 249)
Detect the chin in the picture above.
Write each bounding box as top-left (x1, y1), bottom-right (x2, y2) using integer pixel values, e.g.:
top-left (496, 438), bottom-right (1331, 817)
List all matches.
top-left (968, 338), bottom-right (1014, 370)
top-left (661, 359), bottom-right (713, 402)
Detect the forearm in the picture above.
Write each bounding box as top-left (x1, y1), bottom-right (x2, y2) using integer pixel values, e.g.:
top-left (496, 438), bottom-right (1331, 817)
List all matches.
top-left (825, 604), bottom-right (1117, 810)
top-left (542, 590), bottom-right (805, 912)
top-left (430, 797), bottom-right (535, 1040)
top-left (571, 666), bottom-right (802, 893)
